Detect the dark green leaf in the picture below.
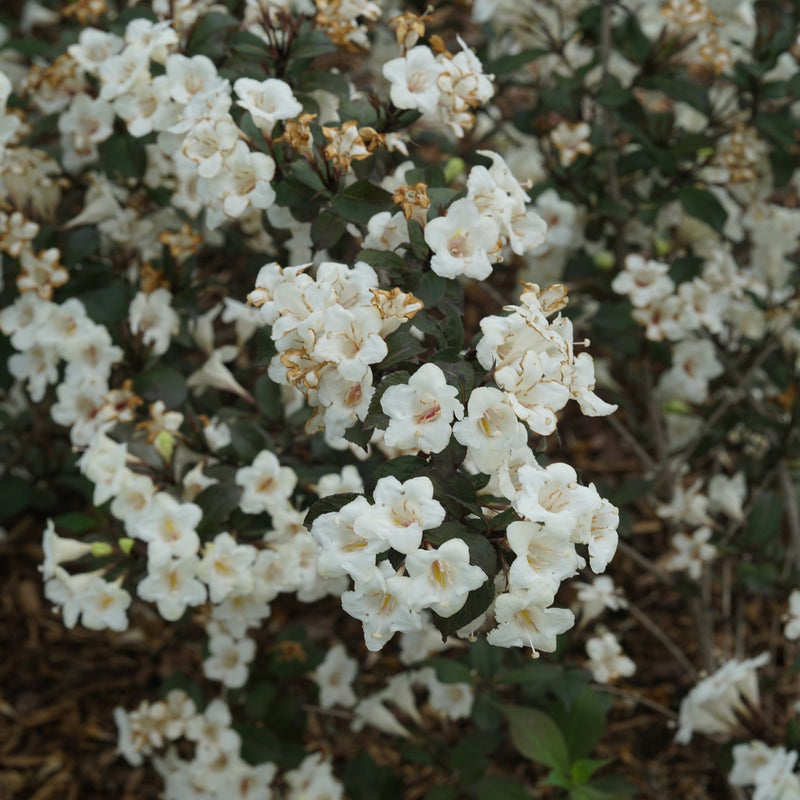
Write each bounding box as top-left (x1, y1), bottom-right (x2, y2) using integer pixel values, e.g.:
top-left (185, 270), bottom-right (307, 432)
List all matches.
top-left (357, 248), bottom-right (409, 273)
top-left (291, 158), bottom-right (328, 193)
top-left (61, 227), bottom-right (100, 269)
top-left (755, 111), bottom-right (798, 148)
top-left (305, 492), bottom-right (362, 528)
top-left (377, 328), bottom-right (426, 369)
top-left (330, 180), bottom-right (394, 225)
top-left (469, 636), bottom-right (503, 681)
top-left (342, 752), bottom-right (403, 800)
top-left (488, 47), bottom-right (549, 74)
top-left (254, 374), bottom-right (283, 421)
top-left (187, 11), bottom-right (238, 56)
top-left (0, 476), bottom-right (36, 521)
top-left (571, 758), bottom-right (613, 786)
top-left (311, 211), bottom-right (347, 249)
top-left (555, 685), bottom-right (611, 761)
top-left (133, 365), bottom-right (187, 407)
top-left (367, 455), bottom-right (427, 488)
top-left (677, 185), bottom-right (727, 234)
top-left (194, 480), bottom-right (243, 537)
top-left (469, 775), bottom-right (531, 800)
top-left (53, 512), bottom-right (99, 534)
top-left (244, 681), bottom-right (277, 722)
top-left (503, 704), bottom-right (571, 775)
top-left (425, 657), bottom-right (475, 684)
top-left (431, 579), bottom-right (495, 638)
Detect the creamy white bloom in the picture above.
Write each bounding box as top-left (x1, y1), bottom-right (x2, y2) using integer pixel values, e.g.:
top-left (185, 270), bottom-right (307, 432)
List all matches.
top-left (585, 632), bottom-right (636, 683)
top-left (487, 584), bottom-right (574, 653)
top-left (128, 289), bottom-right (180, 356)
top-left (312, 643), bottom-right (358, 709)
top-left (354, 476), bottom-right (445, 555)
top-left (341, 561), bottom-right (422, 651)
top-left (383, 46), bottom-right (444, 117)
top-left (137, 553), bottom-right (207, 621)
top-left (675, 652), bottom-right (769, 744)
top-left (453, 386), bottom-right (528, 474)
top-left (234, 77), bottom-right (303, 132)
top-left (404, 538), bottom-right (488, 617)
top-left (425, 198), bottom-right (500, 280)
top-left (664, 526), bottom-right (717, 580)
top-left (380, 363), bottom-right (464, 454)
top-left (197, 532), bottom-right (257, 604)
top-left (235, 450), bottom-right (297, 515)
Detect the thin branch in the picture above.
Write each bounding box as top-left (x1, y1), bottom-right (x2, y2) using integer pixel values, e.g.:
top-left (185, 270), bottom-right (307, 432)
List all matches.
top-left (617, 539), bottom-right (674, 585)
top-left (626, 600), bottom-right (699, 680)
top-left (778, 461), bottom-right (800, 576)
top-left (606, 414), bottom-right (659, 475)
top-left (598, 683), bottom-right (679, 721)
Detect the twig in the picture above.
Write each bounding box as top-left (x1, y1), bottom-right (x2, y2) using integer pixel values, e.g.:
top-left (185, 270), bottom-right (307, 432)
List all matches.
top-left (626, 600), bottom-right (699, 680)
top-left (598, 683), bottom-right (679, 721)
top-left (683, 332), bottom-right (784, 457)
top-left (617, 539), bottom-right (674, 585)
top-left (778, 461), bottom-right (800, 576)
top-left (689, 594), bottom-right (716, 675)
top-left (606, 414), bottom-right (659, 475)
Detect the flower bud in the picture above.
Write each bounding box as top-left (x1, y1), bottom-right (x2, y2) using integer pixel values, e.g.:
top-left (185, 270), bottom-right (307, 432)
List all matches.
top-left (663, 399), bottom-right (692, 414)
top-left (444, 157), bottom-right (465, 184)
top-left (155, 430), bottom-right (175, 463)
top-left (594, 250), bottom-right (614, 271)
top-left (90, 541), bottom-right (114, 558)
top-left (118, 537), bottom-right (135, 555)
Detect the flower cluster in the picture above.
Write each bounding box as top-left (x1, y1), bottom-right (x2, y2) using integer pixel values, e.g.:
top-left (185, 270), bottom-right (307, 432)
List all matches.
top-left (247, 260), bottom-right (422, 450)
top-left (114, 691), bottom-right (344, 800)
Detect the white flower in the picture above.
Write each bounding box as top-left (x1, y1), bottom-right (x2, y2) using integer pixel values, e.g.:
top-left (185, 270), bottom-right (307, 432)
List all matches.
top-left (675, 652), bottom-right (769, 744)
top-left (40, 519), bottom-right (93, 580)
top-left (137, 553), bottom-right (207, 621)
top-left (341, 561), bottom-right (421, 651)
top-left (383, 46), bottom-right (444, 117)
top-left (664, 526), bottom-right (717, 580)
top-left (284, 753), bottom-right (344, 800)
top-left (415, 668), bottom-right (474, 720)
top-left (312, 497), bottom-right (383, 582)
top-left (312, 643), bottom-right (358, 709)
top-left (453, 386), bottom-right (528, 475)
top-left (380, 363), bottom-right (464, 454)
top-left (574, 575), bottom-right (627, 623)
top-left (354, 475), bottom-right (445, 555)
top-left (707, 472), bottom-right (747, 522)
top-left (128, 289), bottom-right (180, 356)
top-left (611, 254), bottom-right (674, 307)
top-left (585, 632), bottom-right (636, 683)
top-left (487, 584), bottom-right (574, 653)
top-left (197, 532), bottom-right (257, 604)
top-left (77, 575), bottom-right (132, 632)
top-left (730, 741), bottom-right (800, 800)
top-left (127, 492), bottom-right (202, 561)
top-left (506, 519), bottom-right (581, 592)
top-left (235, 450), bottom-right (297, 515)
top-left (784, 589), bottom-right (800, 641)
top-left (425, 198), bottom-right (500, 280)
top-left (405, 538), bottom-right (487, 618)
top-left (234, 77), bottom-right (303, 132)
top-left (203, 631), bottom-right (256, 689)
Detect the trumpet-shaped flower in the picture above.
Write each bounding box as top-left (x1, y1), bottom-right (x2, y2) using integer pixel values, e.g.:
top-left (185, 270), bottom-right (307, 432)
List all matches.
top-left (354, 476), bottom-right (445, 555)
top-left (380, 363), bottom-right (464, 454)
top-left (404, 538), bottom-right (487, 617)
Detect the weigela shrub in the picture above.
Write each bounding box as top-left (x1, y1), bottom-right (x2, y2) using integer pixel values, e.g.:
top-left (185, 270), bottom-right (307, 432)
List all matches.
top-left (2, 0), bottom-right (800, 797)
